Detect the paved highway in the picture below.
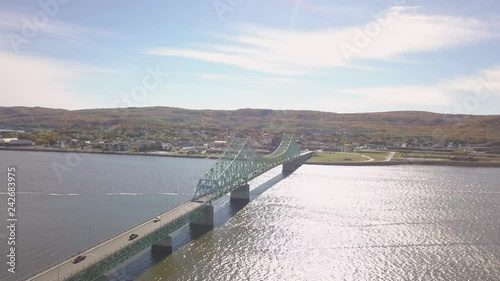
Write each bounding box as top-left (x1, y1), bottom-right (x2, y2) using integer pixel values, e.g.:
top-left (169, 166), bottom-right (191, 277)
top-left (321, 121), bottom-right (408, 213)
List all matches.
top-left (27, 200), bottom-right (207, 281)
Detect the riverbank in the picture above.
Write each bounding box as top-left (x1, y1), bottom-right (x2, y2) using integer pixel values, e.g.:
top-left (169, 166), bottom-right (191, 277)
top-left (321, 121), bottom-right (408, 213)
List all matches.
top-left (305, 160), bottom-right (500, 167)
top-left (0, 147), bottom-right (220, 159)
top-left (3, 147), bottom-right (500, 167)
top-left (306, 150), bottom-right (500, 167)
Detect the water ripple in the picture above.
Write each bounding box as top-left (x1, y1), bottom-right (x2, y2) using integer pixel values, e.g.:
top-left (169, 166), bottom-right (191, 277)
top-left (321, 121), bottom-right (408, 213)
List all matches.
top-left (138, 165), bottom-right (500, 281)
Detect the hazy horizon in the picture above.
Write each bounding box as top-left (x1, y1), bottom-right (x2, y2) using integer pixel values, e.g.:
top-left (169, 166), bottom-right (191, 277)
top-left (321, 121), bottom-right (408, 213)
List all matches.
top-left (2, 105), bottom-right (500, 117)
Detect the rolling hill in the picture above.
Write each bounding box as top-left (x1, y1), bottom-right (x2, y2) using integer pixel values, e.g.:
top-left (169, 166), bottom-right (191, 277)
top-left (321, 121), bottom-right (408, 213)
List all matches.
top-left (0, 106), bottom-right (499, 142)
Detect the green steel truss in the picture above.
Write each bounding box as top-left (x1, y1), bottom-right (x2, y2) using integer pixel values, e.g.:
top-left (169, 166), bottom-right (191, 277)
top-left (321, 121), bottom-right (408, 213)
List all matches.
top-left (38, 134), bottom-right (301, 281)
top-left (192, 134), bottom-right (300, 202)
top-left (66, 204), bottom-right (208, 281)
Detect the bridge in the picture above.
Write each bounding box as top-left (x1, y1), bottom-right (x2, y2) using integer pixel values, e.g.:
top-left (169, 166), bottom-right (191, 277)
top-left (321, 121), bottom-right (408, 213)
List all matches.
top-left (27, 134), bottom-right (312, 281)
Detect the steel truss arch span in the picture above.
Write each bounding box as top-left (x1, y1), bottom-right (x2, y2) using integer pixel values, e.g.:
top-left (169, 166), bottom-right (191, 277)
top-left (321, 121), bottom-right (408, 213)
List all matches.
top-left (192, 134), bottom-right (300, 202)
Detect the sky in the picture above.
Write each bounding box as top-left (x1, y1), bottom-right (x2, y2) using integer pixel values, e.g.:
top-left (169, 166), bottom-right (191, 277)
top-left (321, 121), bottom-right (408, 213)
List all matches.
top-left (0, 0), bottom-right (499, 114)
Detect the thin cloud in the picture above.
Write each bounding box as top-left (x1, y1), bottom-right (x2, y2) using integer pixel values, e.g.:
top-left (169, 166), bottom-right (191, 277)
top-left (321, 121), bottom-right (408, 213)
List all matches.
top-left (146, 48), bottom-right (302, 76)
top-left (195, 73), bottom-right (303, 84)
top-left (338, 65), bottom-right (500, 109)
top-left (439, 66), bottom-right (500, 98)
top-left (0, 51), bottom-right (94, 109)
top-left (0, 10), bottom-right (115, 50)
top-left (145, 7), bottom-right (499, 76)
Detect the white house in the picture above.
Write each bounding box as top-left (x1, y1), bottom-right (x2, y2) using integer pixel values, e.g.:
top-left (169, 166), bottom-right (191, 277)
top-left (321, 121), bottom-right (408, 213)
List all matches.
top-left (0, 138), bottom-right (18, 145)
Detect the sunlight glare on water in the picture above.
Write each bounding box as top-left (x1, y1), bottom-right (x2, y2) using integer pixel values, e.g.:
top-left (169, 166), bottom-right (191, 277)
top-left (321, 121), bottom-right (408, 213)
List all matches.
top-left (137, 165), bottom-right (500, 281)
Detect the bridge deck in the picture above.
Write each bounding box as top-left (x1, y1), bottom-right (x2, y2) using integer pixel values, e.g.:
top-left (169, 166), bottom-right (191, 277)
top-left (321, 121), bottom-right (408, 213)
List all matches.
top-left (27, 141), bottom-right (310, 280)
top-left (27, 199), bottom-right (208, 281)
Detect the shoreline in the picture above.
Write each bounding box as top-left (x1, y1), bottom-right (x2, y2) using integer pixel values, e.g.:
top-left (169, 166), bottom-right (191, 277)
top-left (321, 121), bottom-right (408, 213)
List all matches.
top-left (2, 147), bottom-right (499, 167)
top-left (305, 160), bottom-right (500, 168)
top-left (0, 147), bottom-right (219, 159)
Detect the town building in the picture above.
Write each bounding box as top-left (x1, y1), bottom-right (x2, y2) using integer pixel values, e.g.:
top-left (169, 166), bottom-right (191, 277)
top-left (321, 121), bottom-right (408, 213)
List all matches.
top-left (3, 139), bottom-right (34, 147)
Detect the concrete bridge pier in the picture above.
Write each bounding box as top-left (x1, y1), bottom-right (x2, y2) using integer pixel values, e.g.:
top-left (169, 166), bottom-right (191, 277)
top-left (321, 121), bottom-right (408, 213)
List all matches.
top-left (190, 205), bottom-right (214, 238)
top-left (151, 236), bottom-right (173, 254)
top-left (283, 152), bottom-right (314, 173)
top-left (230, 184), bottom-right (250, 203)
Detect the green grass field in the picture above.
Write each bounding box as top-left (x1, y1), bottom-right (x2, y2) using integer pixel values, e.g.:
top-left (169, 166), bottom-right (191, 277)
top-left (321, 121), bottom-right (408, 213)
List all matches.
top-left (469, 154), bottom-right (500, 163)
top-left (400, 152), bottom-right (453, 159)
top-left (356, 151), bottom-right (390, 161)
top-left (394, 151), bottom-right (500, 163)
top-left (307, 152), bottom-right (368, 163)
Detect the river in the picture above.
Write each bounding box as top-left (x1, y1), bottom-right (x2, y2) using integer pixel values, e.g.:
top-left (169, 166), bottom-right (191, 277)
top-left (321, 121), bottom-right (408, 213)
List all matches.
top-left (0, 150), bottom-right (499, 281)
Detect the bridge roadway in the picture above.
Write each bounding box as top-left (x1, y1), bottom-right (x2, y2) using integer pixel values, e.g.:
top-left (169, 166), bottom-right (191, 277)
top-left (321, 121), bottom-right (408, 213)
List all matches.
top-left (27, 198), bottom-right (209, 281)
top-left (27, 142), bottom-right (312, 281)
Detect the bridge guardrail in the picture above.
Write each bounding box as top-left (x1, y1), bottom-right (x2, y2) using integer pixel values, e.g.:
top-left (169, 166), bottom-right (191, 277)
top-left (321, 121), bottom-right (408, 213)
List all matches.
top-left (28, 198), bottom-right (201, 280)
top-left (30, 134), bottom-right (302, 280)
top-left (66, 203), bottom-right (208, 281)
top-left (71, 225), bottom-right (159, 281)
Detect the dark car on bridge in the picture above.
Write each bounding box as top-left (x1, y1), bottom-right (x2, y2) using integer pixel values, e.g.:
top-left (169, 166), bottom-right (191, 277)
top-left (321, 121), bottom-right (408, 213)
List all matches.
top-left (73, 255), bottom-right (86, 264)
top-left (128, 233), bottom-right (139, 241)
